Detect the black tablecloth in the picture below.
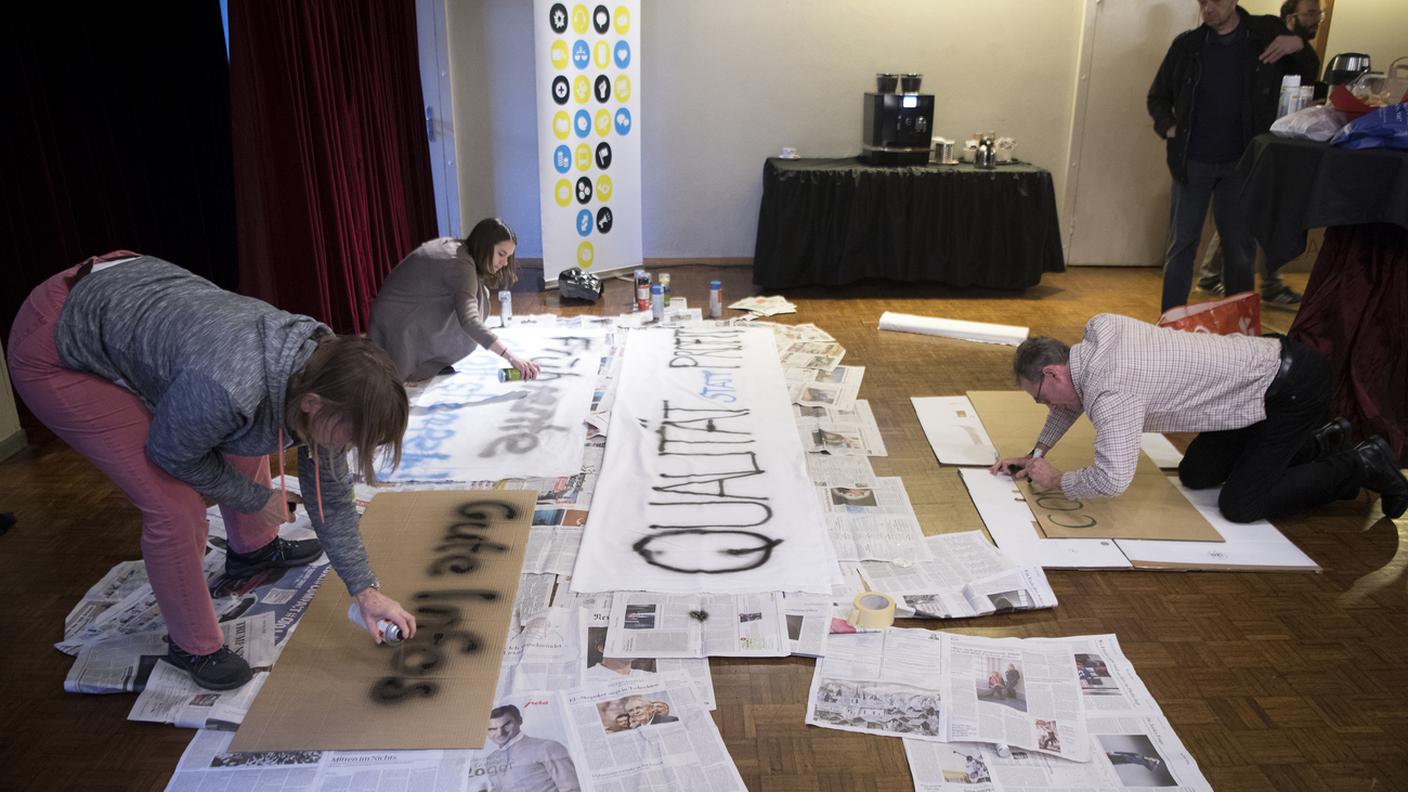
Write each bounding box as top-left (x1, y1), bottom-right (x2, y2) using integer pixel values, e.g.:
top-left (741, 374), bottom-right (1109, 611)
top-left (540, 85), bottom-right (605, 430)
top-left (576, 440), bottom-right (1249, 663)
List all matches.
top-left (752, 157), bottom-right (1065, 289)
top-left (1237, 134), bottom-right (1408, 263)
top-left (1237, 134), bottom-right (1408, 462)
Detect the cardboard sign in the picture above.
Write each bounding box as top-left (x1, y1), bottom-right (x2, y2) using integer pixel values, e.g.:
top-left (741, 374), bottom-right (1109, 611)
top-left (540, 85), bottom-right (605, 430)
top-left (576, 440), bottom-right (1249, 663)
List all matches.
top-left (230, 490), bottom-right (535, 752)
top-left (967, 391), bottom-right (1221, 543)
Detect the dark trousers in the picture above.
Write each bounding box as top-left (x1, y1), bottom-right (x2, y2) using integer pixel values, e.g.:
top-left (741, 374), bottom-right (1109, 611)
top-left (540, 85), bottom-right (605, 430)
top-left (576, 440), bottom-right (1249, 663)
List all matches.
top-left (1162, 159), bottom-right (1256, 313)
top-left (1179, 337), bottom-right (1359, 523)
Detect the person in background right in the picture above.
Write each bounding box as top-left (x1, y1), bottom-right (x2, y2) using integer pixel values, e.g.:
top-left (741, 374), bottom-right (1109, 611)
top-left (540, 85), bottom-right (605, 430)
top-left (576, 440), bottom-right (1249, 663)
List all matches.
top-left (1193, 0), bottom-right (1324, 309)
top-left (1147, 0), bottom-right (1320, 314)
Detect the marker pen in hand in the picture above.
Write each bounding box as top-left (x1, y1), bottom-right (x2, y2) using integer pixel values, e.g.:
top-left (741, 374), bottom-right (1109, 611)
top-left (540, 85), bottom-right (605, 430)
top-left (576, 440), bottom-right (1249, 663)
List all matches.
top-left (347, 602), bottom-right (404, 645)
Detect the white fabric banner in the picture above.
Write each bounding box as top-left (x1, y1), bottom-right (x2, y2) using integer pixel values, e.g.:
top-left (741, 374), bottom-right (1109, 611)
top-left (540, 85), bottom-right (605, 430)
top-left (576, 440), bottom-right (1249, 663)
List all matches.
top-left (382, 329), bottom-right (605, 482)
top-left (573, 327), bottom-right (839, 594)
top-left (534, 0), bottom-right (643, 279)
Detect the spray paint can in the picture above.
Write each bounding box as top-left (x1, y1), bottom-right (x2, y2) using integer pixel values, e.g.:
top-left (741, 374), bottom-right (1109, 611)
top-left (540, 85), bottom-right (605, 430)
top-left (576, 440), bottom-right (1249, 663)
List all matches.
top-left (634, 269), bottom-right (651, 312)
top-left (498, 290), bottom-right (512, 325)
top-left (651, 283), bottom-right (664, 321)
top-left (498, 367), bottom-right (523, 382)
top-left (347, 602), bottom-right (404, 645)
top-left (708, 280), bottom-right (723, 318)
top-left (659, 273), bottom-right (672, 303)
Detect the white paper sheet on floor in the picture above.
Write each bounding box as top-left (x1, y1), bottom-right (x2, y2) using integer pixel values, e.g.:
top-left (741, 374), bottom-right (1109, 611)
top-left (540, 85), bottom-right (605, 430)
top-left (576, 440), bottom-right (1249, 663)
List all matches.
top-left (878, 312), bottom-right (1029, 346)
top-left (572, 326), bottom-right (841, 594)
top-left (382, 328), bottom-right (606, 482)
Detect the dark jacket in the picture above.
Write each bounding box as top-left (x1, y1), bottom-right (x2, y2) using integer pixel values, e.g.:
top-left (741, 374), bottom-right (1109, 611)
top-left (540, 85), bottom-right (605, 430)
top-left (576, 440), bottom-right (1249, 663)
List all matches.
top-left (1146, 7), bottom-right (1319, 182)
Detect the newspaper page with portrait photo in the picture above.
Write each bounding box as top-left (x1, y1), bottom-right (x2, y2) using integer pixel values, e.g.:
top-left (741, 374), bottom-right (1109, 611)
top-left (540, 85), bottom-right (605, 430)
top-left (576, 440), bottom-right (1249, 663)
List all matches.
top-left (905, 635), bottom-right (1213, 791)
top-left (581, 600), bottom-right (717, 709)
top-left (781, 593), bottom-right (833, 657)
top-left (496, 606), bottom-right (584, 698)
top-left (562, 672), bottom-right (746, 791)
top-left (945, 634), bottom-right (1091, 762)
top-left (468, 691), bottom-right (586, 792)
top-left (805, 628), bottom-right (949, 741)
top-left (819, 476), bottom-right (930, 563)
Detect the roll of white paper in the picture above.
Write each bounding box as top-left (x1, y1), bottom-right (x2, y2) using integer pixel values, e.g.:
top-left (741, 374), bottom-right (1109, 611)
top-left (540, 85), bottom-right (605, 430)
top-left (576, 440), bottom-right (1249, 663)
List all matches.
top-left (877, 312), bottom-right (1028, 347)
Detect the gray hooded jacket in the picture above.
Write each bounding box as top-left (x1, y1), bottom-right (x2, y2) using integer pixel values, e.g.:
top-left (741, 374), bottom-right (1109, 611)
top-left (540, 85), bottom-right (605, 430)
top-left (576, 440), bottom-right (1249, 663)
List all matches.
top-left (55, 257), bottom-right (376, 594)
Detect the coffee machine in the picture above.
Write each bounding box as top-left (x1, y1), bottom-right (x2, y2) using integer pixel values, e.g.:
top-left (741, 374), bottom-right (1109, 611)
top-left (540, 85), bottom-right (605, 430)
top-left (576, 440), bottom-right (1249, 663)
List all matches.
top-left (861, 73), bottom-right (934, 166)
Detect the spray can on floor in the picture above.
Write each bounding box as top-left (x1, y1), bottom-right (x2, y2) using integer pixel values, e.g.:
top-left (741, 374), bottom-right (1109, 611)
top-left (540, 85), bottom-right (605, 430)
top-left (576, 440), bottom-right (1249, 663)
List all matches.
top-left (659, 273), bottom-right (672, 304)
top-left (498, 290), bottom-right (512, 325)
top-left (348, 602), bottom-right (404, 644)
top-left (708, 280), bottom-right (723, 318)
top-left (651, 283), bottom-right (665, 321)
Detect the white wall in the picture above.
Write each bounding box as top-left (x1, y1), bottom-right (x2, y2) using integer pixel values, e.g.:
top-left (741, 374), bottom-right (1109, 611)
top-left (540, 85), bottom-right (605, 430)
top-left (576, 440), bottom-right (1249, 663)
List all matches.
top-left (1324, 0), bottom-right (1408, 78)
top-left (448, 0), bottom-right (1085, 259)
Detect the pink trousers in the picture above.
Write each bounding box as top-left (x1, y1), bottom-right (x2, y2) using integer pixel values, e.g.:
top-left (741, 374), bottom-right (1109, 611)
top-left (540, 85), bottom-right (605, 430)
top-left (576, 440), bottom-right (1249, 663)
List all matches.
top-left (8, 260), bottom-right (278, 654)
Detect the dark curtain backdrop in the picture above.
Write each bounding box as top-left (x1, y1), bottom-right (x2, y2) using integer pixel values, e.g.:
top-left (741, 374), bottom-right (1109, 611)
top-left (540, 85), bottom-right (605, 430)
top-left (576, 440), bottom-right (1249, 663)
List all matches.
top-left (1, 3), bottom-right (237, 341)
top-left (229, 0), bottom-right (437, 334)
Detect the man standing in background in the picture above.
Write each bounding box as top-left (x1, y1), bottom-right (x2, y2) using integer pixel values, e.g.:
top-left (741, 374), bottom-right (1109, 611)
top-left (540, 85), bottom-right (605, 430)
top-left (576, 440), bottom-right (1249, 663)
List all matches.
top-left (1193, 0), bottom-right (1324, 309)
top-left (1148, 0), bottom-right (1320, 314)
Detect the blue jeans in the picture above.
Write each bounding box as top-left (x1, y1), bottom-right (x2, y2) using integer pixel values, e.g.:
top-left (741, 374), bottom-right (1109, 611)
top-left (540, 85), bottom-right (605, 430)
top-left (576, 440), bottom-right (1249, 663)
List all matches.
top-left (1161, 159), bottom-right (1255, 312)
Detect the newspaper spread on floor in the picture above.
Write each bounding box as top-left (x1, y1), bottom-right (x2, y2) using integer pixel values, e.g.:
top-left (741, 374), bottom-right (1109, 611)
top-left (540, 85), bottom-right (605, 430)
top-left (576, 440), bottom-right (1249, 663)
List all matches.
top-left (859, 531), bottom-right (1058, 619)
top-left (819, 476), bottom-right (930, 563)
top-left (602, 591), bottom-right (790, 658)
top-left (904, 633), bottom-right (1214, 791)
top-left (806, 629), bottom-right (1090, 761)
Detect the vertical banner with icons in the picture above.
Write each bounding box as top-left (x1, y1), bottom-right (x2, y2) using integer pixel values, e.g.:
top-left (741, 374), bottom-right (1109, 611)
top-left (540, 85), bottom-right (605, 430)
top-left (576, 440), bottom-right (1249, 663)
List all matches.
top-left (534, 0), bottom-right (642, 282)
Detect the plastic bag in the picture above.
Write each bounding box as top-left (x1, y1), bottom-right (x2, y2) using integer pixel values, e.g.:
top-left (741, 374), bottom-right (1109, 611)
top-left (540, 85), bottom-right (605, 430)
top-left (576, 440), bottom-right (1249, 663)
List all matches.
top-left (1158, 292), bottom-right (1261, 336)
top-left (1329, 103), bottom-right (1408, 151)
top-left (1270, 104), bottom-right (1351, 142)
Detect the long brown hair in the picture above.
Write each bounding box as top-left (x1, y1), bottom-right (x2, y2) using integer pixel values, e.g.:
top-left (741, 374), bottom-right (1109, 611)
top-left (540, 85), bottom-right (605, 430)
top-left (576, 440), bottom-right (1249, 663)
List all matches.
top-left (285, 335), bottom-right (408, 483)
top-left (464, 217), bottom-right (519, 290)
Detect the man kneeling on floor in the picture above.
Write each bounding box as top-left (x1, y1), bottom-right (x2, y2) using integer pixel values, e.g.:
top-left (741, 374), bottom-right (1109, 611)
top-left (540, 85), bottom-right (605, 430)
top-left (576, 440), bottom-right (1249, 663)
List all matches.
top-left (990, 313), bottom-right (1407, 522)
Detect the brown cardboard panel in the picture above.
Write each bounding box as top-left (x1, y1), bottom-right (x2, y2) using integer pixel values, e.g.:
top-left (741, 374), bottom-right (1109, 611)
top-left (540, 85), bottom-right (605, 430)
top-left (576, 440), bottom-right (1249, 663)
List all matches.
top-left (967, 391), bottom-right (1222, 543)
top-left (230, 490), bottom-right (535, 752)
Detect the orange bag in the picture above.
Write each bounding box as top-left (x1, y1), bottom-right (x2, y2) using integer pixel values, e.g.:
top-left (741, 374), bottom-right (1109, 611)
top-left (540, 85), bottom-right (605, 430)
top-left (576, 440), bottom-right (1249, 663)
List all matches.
top-left (1157, 291), bottom-right (1261, 336)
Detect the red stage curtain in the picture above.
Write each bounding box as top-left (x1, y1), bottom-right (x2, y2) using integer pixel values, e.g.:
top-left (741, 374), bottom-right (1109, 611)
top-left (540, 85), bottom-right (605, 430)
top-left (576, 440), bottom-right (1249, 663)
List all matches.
top-left (1290, 223), bottom-right (1408, 464)
top-left (229, 0), bottom-right (437, 333)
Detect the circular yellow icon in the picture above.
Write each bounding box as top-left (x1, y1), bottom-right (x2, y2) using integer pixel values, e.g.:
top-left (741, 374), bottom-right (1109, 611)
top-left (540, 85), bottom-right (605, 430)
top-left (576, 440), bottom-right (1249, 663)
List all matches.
top-left (613, 75), bottom-right (631, 103)
top-left (550, 40), bottom-right (569, 70)
top-left (595, 174), bottom-right (614, 202)
top-left (571, 4), bottom-right (589, 34)
top-left (594, 40), bottom-right (610, 69)
top-left (614, 5), bottom-right (630, 34)
top-left (552, 110), bottom-right (571, 141)
top-left (554, 179), bottom-right (573, 208)
top-left (575, 143), bottom-right (592, 171)
top-left (594, 109), bottom-right (612, 137)
top-left (577, 241), bottom-right (595, 268)
top-left (573, 75), bottom-right (590, 104)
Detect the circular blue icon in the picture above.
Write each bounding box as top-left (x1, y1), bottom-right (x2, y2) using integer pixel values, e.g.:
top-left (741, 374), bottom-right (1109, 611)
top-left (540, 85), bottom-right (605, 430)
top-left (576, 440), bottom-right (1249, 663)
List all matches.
top-left (613, 107), bottom-right (632, 136)
top-left (576, 209), bottom-right (593, 237)
top-left (572, 40), bottom-right (591, 69)
top-left (573, 109), bottom-right (592, 139)
top-left (613, 40), bottom-right (631, 69)
top-left (553, 145), bottom-right (572, 174)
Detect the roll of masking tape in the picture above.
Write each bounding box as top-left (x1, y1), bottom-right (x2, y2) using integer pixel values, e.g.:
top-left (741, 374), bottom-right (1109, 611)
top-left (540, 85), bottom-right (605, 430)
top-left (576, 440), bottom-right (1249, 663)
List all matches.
top-left (847, 592), bottom-right (897, 629)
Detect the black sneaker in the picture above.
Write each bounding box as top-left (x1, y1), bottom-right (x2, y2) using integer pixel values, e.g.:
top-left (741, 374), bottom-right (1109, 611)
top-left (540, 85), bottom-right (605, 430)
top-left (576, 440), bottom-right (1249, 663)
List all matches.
top-left (165, 642), bottom-right (254, 690)
top-left (1196, 279), bottom-right (1225, 297)
top-left (1311, 417), bottom-right (1353, 459)
top-left (1354, 436), bottom-right (1408, 519)
top-left (225, 536), bottom-right (324, 578)
top-left (1261, 283), bottom-right (1303, 310)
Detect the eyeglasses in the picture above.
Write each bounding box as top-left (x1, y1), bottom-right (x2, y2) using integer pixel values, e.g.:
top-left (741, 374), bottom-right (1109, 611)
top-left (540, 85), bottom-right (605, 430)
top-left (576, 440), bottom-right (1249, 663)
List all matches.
top-left (1034, 373), bottom-right (1047, 405)
top-left (1293, 9), bottom-right (1325, 20)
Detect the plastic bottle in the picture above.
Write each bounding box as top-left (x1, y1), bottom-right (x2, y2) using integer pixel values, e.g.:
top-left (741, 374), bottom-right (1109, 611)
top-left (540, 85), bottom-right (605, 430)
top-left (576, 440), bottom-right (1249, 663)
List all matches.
top-left (498, 289), bottom-right (512, 325)
top-left (708, 280), bottom-right (723, 318)
top-left (347, 602), bottom-right (404, 644)
top-left (634, 270), bottom-right (651, 312)
top-left (1277, 74), bottom-right (1301, 118)
top-left (651, 283), bottom-right (664, 321)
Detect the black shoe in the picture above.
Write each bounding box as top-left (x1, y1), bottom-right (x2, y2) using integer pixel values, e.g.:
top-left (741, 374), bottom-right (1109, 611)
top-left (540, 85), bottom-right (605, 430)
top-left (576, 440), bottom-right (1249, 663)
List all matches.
top-left (1354, 436), bottom-right (1408, 519)
top-left (1311, 417), bottom-right (1353, 459)
top-left (1196, 279), bottom-right (1225, 297)
top-left (225, 536), bottom-right (324, 578)
top-left (165, 642), bottom-right (253, 690)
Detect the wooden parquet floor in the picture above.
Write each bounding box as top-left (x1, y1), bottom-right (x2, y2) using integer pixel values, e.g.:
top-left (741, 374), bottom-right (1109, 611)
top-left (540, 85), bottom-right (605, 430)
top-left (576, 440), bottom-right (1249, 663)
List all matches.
top-left (1, 265), bottom-right (1405, 791)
